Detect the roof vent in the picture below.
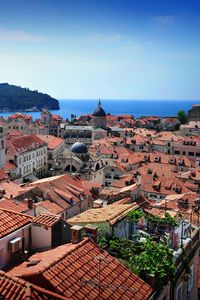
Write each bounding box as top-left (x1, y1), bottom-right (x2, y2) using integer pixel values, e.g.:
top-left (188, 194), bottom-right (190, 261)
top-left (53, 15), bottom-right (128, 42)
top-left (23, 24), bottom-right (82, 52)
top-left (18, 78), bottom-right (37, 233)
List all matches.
top-left (26, 260), bottom-right (41, 267)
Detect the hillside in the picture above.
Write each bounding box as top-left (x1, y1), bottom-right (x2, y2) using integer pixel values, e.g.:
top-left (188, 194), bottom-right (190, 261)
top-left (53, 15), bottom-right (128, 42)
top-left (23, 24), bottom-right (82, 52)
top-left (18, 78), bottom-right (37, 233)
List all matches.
top-left (0, 83), bottom-right (60, 111)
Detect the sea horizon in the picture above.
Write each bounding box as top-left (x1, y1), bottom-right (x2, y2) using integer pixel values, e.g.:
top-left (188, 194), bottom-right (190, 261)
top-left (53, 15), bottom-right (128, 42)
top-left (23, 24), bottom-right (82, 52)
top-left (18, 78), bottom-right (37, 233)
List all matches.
top-left (0, 99), bottom-right (199, 120)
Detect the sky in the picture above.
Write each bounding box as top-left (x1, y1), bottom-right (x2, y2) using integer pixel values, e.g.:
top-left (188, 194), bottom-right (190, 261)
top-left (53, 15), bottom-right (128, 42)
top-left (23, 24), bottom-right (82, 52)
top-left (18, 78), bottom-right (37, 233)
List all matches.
top-left (0, 0), bottom-right (200, 100)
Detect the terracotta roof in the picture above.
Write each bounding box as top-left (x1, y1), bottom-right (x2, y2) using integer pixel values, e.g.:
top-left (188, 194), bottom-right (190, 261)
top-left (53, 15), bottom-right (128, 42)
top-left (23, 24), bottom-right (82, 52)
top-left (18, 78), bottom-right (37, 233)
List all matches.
top-left (7, 130), bottom-right (24, 137)
top-left (29, 175), bottom-right (92, 210)
top-left (4, 162), bottom-right (16, 171)
top-left (9, 238), bottom-right (153, 300)
top-left (32, 214), bottom-right (61, 227)
top-left (0, 169), bottom-right (8, 181)
top-left (0, 180), bottom-right (22, 198)
top-left (0, 208), bottom-right (32, 238)
top-left (36, 200), bottom-right (64, 214)
top-left (37, 135), bottom-right (64, 150)
top-left (68, 203), bottom-right (139, 226)
top-left (0, 198), bottom-right (30, 214)
top-left (7, 135), bottom-right (46, 153)
top-left (9, 113), bottom-right (32, 120)
top-left (0, 271), bottom-right (67, 300)
top-left (144, 207), bottom-right (179, 219)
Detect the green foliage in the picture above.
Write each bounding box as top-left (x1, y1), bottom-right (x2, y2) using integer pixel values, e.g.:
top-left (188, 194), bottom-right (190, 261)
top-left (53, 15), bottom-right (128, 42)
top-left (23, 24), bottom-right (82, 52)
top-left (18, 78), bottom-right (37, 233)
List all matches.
top-left (128, 239), bottom-right (175, 289)
top-left (177, 110), bottom-right (187, 124)
top-left (98, 236), bottom-right (175, 290)
top-left (145, 212), bottom-right (178, 228)
top-left (127, 209), bottom-right (144, 222)
top-left (0, 83), bottom-right (59, 111)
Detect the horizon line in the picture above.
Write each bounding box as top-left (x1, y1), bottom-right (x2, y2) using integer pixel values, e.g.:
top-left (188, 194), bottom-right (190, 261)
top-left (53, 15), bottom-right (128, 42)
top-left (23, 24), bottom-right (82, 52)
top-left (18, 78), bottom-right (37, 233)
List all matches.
top-left (58, 98), bottom-right (200, 101)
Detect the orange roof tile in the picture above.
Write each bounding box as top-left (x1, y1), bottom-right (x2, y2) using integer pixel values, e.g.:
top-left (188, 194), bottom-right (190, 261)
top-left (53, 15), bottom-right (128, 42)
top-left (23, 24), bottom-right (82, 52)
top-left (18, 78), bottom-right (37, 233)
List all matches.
top-left (9, 238), bottom-right (153, 300)
top-left (36, 200), bottom-right (64, 214)
top-left (37, 135), bottom-right (64, 150)
top-left (0, 208), bottom-right (32, 238)
top-left (0, 270), bottom-right (67, 300)
top-left (7, 135), bottom-right (45, 153)
top-left (4, 162), bottom-right (16, 171)
top-left (0, 198), bottom-right (30, 214)
top-left (29, 175), bottom-right (92, 209)
top-left (0, 169), bottom-right (9, 181)
top-left (32, 214), bottom-right (61, 227)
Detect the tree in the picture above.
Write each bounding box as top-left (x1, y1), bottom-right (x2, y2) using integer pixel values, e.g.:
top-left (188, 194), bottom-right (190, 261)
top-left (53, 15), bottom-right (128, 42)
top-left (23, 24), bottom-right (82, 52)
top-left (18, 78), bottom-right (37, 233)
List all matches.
top-left (128, 239), bottom-right (175, 289)
top-left (177, 110), bottom-right (187, 124)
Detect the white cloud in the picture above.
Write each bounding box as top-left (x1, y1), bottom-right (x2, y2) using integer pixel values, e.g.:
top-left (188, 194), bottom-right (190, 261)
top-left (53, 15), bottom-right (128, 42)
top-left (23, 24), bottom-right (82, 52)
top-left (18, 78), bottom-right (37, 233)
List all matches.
top-left (153, 16), bottom-right (175, 25)
top-left (0, 27), bottom-right (46, 42)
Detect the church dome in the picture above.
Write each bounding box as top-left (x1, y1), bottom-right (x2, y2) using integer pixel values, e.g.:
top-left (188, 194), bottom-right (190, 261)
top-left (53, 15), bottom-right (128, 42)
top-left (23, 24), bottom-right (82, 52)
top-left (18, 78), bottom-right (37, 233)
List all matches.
top-left (71, 142), bottom-right (88, 154)
top-left (92, 100), bottom-right (106, 117)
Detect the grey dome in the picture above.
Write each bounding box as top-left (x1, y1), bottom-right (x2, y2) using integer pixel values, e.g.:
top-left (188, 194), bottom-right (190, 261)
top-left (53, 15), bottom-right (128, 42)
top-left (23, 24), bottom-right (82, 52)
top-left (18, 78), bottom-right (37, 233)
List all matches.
top-left (71, 142), bottom-right (88, 154)
top-left (92, 100), bottom-right (106, 117)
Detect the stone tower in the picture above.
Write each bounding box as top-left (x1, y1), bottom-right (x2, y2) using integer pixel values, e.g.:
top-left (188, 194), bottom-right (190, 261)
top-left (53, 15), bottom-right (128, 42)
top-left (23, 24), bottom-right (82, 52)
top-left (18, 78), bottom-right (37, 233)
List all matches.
top-left (92, 100), bottom-right (107, 129)
top-left (41, 109), bottom-right (52, 124)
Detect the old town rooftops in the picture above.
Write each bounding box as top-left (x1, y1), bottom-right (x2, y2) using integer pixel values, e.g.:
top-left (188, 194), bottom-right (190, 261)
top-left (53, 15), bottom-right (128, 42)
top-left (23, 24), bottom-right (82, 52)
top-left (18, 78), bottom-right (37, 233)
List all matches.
top-left (9, 238), bottom-right (153, 300)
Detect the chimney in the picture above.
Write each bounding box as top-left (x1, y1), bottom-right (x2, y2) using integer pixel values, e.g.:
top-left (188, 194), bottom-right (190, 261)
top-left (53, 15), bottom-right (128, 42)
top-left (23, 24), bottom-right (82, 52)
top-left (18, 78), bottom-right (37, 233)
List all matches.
top-left (84, 224), bottom-right (98, 243)
top-left (71, 225), bottom-right (83, 244)
top-left (28, 198), bottom-right (33, 209)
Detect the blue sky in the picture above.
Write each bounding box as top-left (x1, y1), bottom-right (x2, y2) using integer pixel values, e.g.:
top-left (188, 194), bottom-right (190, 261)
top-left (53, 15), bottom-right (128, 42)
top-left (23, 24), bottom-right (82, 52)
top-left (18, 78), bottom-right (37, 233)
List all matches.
top-left (0, 0), bottom-right (200, 100)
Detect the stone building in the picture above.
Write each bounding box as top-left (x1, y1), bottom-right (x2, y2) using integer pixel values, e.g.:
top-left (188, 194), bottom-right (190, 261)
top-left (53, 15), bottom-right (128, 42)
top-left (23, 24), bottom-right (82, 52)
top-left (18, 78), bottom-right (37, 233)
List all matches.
top-left (6, 135), bottom-right (48, 181)
top-left (188, 104), bottom-right (200, 121)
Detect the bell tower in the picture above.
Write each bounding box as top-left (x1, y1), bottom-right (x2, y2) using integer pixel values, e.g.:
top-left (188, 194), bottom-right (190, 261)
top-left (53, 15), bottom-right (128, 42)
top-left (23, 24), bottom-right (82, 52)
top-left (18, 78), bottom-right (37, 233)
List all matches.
top-left (92, 99), bottom-right (107, 130)
top-left (0, 125), bottom-right (5, 168)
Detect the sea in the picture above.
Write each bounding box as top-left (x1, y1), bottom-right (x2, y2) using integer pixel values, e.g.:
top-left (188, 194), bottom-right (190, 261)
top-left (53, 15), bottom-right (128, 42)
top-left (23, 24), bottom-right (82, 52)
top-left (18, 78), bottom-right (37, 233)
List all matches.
top-left (0, 99), bottom-right (199, 120)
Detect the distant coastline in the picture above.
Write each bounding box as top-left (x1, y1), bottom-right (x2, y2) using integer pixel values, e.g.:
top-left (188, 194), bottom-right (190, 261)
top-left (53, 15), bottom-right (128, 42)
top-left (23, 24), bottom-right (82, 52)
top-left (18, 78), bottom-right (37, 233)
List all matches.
top-left (0, 99), bottom-right (199, 120)
top-left (0, 107), bottom-right (60, 113)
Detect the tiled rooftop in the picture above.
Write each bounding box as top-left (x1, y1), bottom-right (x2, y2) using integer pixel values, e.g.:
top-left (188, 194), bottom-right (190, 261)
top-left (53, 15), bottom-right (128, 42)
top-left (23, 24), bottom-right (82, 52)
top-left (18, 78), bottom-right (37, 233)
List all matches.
top-left (9, 238), bottom-right (153, 300)
top-left (37, 135), bottom-right (64, 150)
top-left (29, 174), bottom-right (92, 210)
top-left (68, 203), bottom-right (139, 226)
top-left (0, 198), bottom-right (30, 214)
top-left (0, 169), bottom-right (9, 181)
top-left (32, 213), bottom-right (61, 227)
top-left (0, 271), bottom-right (67, 300)
top-left (36, 200), bottom-right (64, 214)
top-left (7, 135), bottom-right (46, 153)
top-left (0, 209), bottom-right (32, 238)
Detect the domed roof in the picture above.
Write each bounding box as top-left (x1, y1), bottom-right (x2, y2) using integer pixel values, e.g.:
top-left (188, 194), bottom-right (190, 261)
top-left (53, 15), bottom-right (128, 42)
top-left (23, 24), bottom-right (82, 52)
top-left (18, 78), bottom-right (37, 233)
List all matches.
top-left (92, 100), bottom-right (106, 117)
top-left (71, 142), bottom-right (88, 154)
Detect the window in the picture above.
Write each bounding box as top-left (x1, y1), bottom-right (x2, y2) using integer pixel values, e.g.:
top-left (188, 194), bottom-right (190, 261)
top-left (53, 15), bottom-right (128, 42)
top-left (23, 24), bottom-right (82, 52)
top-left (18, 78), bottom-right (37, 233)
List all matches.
top-left (176, 283), bottom-right (183, 300)
top-left (188, 152), bottom-right (194, 156)
top-left (175, 150), bottom-right (180, 155)
top-left (182, 151), bottom-right (186, 155)
top-left (196, 153), bottom-right (200, 157)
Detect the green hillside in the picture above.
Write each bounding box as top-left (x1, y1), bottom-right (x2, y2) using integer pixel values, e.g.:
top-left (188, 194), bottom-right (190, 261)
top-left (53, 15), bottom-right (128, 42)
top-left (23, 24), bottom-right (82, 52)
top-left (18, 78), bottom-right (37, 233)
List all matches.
top-left (0, 83), bottom-right (60, 111)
